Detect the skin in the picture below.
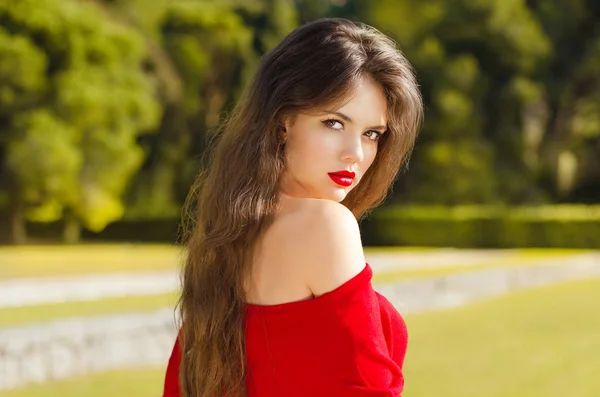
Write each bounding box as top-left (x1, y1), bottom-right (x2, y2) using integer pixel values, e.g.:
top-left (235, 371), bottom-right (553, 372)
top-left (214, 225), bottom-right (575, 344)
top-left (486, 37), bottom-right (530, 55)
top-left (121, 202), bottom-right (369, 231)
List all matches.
top-left (278, 76), bottom-right (388, 203)
top-left (246, 76), bottom-right (388, 305)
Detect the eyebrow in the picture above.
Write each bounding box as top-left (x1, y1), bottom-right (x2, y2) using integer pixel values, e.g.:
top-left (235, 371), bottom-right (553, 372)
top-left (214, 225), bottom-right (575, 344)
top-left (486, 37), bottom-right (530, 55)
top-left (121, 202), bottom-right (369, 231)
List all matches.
top-left (328, 111), bottom-right (387, 132)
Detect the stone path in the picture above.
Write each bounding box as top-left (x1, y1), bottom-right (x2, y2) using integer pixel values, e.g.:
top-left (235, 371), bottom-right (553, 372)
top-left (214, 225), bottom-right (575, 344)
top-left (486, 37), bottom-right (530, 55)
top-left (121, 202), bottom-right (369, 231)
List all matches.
top-left (365, 248), bottom-right (524, 271)
top-left (0, 249), bottom-right (581, 308)
top-left (377, 252), bottom-right (600, 314)
top-left (0, 272), bottom-right (179, 308)
top-left (0, 309), bottom-right (177, 390)
top-left (0, 252), bottom-right (599, 390)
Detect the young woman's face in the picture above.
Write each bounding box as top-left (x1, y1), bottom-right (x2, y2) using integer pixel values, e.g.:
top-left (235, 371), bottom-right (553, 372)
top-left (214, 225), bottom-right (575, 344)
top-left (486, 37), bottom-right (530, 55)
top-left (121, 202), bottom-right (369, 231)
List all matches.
top-left (278, 77), bottom-right (388, 202)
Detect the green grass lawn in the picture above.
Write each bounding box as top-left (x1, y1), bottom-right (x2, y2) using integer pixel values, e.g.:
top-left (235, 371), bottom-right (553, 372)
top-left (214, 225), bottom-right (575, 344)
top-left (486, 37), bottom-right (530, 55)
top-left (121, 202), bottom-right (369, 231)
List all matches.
top-left (4, 276), bottom-right (600, 397)
top-left (403, 277), bottom-right (600, 397)
top-left (1, 366), bottom-right (167, 397)
top-left (0, 244), bottom-right (183, 279)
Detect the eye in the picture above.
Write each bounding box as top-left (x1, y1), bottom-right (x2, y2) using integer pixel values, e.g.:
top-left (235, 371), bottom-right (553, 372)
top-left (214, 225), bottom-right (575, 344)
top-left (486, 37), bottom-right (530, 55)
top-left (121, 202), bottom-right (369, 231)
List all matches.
top-left (364, 130), bottom-right (382, 142)
top-left (322, 119), bottom-right (344, 130)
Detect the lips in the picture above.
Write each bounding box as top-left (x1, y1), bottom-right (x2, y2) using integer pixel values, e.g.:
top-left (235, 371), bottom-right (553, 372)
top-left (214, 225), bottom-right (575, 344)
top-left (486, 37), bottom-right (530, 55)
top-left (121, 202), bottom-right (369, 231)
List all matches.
top-left (328, 171), bottom-right (355, 187)
top-left (330, 170), bottom-right (355, 178)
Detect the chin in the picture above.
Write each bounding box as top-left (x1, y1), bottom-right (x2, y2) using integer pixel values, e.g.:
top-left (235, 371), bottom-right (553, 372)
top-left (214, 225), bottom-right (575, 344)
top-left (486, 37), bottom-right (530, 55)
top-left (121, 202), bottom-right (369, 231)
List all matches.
top-left (320, 187), bottom-right (349, 203)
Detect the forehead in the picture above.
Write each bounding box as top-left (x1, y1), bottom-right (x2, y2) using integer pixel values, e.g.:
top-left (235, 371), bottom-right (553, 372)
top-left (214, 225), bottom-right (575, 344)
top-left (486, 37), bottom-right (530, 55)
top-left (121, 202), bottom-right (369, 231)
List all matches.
top-left (300, 77), bottom-right (387, 127)
top-left (291, 77), bottom-right (389, 127)
top-left (337, 78), bottom-right (387, 119)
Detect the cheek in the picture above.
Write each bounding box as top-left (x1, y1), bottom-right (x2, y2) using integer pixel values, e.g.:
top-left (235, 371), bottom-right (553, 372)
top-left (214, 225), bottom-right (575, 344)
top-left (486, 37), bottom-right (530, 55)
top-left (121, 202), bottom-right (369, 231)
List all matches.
top-left (286, 129), bottom-right (331, 166)
top-left (355, 146), bottom-right (378, 183)
top-left (363, 146), bottom-right (378, 169)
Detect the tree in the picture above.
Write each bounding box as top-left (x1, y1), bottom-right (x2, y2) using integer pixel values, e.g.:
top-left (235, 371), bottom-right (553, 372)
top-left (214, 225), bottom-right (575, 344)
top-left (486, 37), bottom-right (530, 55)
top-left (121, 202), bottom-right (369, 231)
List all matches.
top-left (361, 0), bottom-right (552, 204)
top-left (0, 0), bottom-right (161, 243)
top-left (531, 0), bottom-right (600, 201)
top-left (118, 0), bottom-right (299, 219)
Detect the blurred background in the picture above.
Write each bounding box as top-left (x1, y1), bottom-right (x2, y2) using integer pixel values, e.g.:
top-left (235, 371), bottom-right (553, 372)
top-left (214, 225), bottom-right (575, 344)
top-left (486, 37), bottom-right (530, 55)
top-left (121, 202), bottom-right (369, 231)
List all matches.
top-left (0, 0), bottom-right (599, 396)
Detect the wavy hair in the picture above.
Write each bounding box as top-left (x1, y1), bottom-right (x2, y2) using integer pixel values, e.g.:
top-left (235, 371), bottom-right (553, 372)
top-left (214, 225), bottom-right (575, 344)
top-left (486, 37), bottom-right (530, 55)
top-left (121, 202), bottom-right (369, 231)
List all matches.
top-left (177, 18), bottom-right (422, 397)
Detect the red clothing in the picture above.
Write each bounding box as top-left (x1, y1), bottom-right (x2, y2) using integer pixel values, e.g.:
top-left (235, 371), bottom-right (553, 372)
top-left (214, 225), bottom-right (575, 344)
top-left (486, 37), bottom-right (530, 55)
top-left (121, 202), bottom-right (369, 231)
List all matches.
top-left (163, 263), bottom-right (408, 397)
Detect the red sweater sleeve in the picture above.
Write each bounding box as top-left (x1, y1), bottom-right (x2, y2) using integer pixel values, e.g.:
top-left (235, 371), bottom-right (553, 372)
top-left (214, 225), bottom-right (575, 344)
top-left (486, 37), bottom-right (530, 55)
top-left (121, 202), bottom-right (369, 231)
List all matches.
top-left (162, 263), bottom-right (408, 397)
top-left (376, 292), bottom-right (409, 371)
top-left (163, 334), bottom-right (181, 397)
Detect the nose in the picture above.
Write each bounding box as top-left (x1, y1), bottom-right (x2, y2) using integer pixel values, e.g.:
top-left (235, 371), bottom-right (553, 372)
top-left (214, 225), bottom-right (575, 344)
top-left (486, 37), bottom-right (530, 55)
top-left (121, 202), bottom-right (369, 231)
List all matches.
top-left (341, 134), bottom-right (364, 164)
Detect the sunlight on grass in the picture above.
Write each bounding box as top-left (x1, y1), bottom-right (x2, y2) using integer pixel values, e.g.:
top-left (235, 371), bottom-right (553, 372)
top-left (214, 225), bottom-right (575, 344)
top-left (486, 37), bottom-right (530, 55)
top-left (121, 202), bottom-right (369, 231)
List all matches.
top-left (1, 366), bottom-right (167, 397)
top-left (1, 245), bottom-right (588, 281)
top-left (403, 277), bottom-right (600, 397)
top-left (0, 244), bottom-right (183, 279)
top-left (372, 250), bottom-right (582, 283)
top-left (0, 292), bottom-right (179, 328)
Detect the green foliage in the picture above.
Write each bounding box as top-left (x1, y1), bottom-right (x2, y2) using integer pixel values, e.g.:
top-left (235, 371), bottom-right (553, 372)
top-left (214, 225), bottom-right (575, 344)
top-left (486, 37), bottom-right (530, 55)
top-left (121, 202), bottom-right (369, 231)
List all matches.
top-left (0, 27), bottom-right (47, 114)
top-left (509, 76), bottom-right (544, 105)
top-left (363, 0), bottom-right (560, 204)
top-left (261, 0), bottom-right (298, 51)
top-left (6, 110), bottom-right (80, 221)
top-left (409, 140), bottom-right (498, 204)
top-left (122, 0), bottom-right (300, 220)
top-left (361, 205), bottom-right (600, 248)
top-left (527, 0), bottom-right (600, 198)
top-left (0, 0), bottom-right (161, 233)
top-left (568, 35), bottom-right (600, 140)
top-left (2, 0), bottom-right (600, 242)
top-left (161, 1), bottom-right (256, 116)
top-left (447, 0), bottom-right (551, 73)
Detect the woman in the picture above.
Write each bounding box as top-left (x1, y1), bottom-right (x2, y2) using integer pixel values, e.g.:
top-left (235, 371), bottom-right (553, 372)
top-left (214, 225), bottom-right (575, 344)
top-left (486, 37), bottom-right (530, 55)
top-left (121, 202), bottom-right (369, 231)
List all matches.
top-left (163, 18), bottom-right (422, 397)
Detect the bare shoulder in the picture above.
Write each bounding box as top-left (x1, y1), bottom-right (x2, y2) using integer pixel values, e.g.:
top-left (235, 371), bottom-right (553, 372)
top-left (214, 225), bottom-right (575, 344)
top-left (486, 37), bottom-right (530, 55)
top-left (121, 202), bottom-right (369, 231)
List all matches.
top-left (281, 198), bottom-right (366, 297)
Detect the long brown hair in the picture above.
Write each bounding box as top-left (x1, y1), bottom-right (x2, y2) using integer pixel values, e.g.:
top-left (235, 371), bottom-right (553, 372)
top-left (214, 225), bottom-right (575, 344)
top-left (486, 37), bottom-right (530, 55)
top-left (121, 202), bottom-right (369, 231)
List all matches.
top-left (177, 18), bottom-right (422, 397)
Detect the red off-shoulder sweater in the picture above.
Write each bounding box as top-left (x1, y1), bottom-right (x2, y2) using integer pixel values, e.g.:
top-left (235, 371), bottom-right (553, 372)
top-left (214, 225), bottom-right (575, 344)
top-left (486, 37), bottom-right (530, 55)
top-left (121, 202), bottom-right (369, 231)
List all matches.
top-left (163, 263), bottom-right (408, 396)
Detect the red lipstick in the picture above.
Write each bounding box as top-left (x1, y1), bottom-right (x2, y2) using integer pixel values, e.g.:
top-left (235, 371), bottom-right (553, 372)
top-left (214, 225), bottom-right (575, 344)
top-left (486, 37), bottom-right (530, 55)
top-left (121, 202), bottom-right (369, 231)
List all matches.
top-left (328, 170), bottom-right (355, 187)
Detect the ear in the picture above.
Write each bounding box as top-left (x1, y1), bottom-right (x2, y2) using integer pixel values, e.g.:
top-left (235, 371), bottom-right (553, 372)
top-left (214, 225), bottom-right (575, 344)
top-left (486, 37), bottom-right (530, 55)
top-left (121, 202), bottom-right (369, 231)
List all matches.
top-left (280, 114), bottom-right (298, 133)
